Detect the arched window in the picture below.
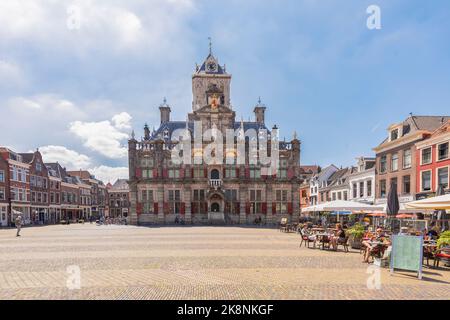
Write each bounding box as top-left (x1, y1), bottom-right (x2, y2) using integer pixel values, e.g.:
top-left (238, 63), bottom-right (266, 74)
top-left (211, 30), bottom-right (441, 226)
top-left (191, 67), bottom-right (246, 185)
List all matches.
top-left (210, 169), bottom-right (220, 179)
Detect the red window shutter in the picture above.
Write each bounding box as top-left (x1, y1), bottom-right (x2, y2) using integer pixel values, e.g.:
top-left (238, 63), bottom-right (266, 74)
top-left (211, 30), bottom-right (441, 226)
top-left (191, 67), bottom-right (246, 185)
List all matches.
top-left (181, 202), bottom-right (185, 215)
top-left (136, 168), bottom-right (142, 178)
top-left (191, 168), bottom-right (194, 177)
top-left (272, 203), bottom-right (277, 214)
top-left (262, 202), bottom-right (267, 214)
top-left (163, 169), bottom-right (168, 178)
top-left (180, 167), bottom-right (185, 179)
top-left (153, 169), bottom-right (157, 178)
top-left (223, 168), bottom-right (226, 178)
top-left (153, 202), bottom-right (158, 214)
top-left (204, 168), bottom-right (207, 178)
top-left (288, 168), bottom-right (294, 179)
top-left (235, 202), bottom-right (240, 214)
top-left (245, 167), bottom-right (250, 178)
top-left (163, 202), bottom-right (169, 214)
top-left (245, 202), bottom-right (250, 214)
top-left (288, 202), bottom-right (293, 214)
top-left (191, 202), bottom-right (196, 214)
top-left (236, 168), bottom-right (239, 177)
top-left (136, 203), bottom-right (143, 215)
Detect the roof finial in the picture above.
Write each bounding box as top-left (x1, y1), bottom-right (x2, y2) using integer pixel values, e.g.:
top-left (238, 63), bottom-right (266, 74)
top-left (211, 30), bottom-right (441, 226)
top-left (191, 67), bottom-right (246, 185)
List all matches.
top-left (163, 97), bottom-right (167, 104)
top-left (258, 96), bottom-right (261, 104)
top-left (208, 36), bottom-right (212, 55)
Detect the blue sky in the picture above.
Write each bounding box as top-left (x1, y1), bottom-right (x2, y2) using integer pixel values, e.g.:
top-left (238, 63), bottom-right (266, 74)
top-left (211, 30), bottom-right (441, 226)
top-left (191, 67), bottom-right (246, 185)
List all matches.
top-left (1, 0), bottom-right (450, 182)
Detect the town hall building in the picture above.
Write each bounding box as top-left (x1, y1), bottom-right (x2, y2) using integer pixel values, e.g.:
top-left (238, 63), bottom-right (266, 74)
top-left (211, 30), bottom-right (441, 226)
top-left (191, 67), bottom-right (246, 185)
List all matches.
top-left (127, 47), bottom-right (302, 225)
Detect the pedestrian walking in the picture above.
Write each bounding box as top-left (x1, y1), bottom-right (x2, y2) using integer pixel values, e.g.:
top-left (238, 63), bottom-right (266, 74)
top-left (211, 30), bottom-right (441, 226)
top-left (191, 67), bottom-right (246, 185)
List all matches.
top-left (15, 214), bottom-right (23, 237)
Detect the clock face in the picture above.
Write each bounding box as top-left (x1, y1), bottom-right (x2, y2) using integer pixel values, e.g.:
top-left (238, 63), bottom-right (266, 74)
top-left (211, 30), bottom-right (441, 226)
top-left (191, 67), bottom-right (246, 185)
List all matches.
top-left (207, 62), bottom-right (217, 72)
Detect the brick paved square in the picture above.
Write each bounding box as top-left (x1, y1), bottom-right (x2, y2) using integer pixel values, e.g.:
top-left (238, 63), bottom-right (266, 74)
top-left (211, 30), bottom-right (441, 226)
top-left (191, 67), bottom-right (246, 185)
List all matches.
top-left (0, 224), bottom-right (449, 300)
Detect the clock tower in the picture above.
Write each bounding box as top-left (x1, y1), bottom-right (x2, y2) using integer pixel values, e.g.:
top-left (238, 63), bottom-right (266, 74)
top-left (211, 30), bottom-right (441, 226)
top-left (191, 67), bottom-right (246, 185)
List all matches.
top-left (192, 42), bottom-right (231, 111)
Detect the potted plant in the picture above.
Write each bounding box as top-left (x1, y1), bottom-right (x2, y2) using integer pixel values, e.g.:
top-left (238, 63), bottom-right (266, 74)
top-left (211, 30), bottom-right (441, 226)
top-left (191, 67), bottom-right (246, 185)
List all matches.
top-left (346, 223), bottom-right (365, 249)
top-left (437, 231), bottom-right (450, 249)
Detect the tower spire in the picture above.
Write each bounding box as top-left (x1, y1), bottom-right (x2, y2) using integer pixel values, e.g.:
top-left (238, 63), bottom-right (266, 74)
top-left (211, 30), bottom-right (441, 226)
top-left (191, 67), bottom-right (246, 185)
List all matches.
top-left (208, 36), bottom-right (212, 55)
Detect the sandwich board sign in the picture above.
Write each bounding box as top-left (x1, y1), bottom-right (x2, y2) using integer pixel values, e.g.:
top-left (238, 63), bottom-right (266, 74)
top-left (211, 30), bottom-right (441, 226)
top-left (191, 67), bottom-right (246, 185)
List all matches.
top-left (390, 235), bottom-right (423, 279)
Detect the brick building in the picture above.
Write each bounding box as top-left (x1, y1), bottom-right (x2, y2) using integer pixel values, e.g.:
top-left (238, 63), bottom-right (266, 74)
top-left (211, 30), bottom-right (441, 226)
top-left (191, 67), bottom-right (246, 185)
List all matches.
top-left (128, 48), bottom-right (302, 225)
top-left (0, 148), bottom-right (31, 225)
top-left (373, 115), bottom-right (450, 208)
top-left (68, 170), bottom-right (107, 219)
top-left (107, 179), bottom-right (129, 219)
top-left (0, 153), bottom-right (9, 226)
top-left (299, 165), bottom-right (320, 209)
top-left (20, 150), bottom-right (50, 224)
top-left (47, 164), bottom-right (62, 223)
top-left (415, 120), bottom-right (450, 199)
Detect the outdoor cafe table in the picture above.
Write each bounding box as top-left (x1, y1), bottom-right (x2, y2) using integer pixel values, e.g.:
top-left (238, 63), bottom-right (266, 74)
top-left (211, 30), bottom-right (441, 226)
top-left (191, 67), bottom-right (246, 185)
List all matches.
top-left (315, 233), bottom-right (332, 250)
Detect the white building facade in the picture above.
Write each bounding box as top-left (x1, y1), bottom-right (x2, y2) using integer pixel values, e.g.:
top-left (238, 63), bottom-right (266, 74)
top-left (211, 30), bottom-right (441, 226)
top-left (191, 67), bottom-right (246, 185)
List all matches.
top-left (348, 157), bottom-right (376, 204)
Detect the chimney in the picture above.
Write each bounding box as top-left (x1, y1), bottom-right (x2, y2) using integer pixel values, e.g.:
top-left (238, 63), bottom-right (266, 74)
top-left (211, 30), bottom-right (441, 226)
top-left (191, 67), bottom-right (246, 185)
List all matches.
top-left (159, 106), bottom-right (171, 124)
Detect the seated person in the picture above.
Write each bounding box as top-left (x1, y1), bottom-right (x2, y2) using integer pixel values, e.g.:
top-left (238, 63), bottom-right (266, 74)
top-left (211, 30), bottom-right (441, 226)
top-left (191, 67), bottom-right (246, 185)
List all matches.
top-left (427, 227), bottom-right (439, 239)
top-left (300, 225), bottom-right (316, 242)
top-left (330, 224), bottom-right (346, 251)
top-left (362, 228), bottom-right (386, 263)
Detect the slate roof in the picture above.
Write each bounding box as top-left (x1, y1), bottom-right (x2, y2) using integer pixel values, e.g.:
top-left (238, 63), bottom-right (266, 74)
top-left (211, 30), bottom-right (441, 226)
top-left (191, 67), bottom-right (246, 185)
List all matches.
top-left (377, 115), bottom-right (450, 147)
top-left (18, 153), bottom-right (35, 164)
top-left (196, 53), bottom-right (226, 75)
top-left (45, 162), bottom-right (80, 185)
top-left (148, 121), bottom-right (269, 141)
top-left (109, 179), bottom-right (129, 191)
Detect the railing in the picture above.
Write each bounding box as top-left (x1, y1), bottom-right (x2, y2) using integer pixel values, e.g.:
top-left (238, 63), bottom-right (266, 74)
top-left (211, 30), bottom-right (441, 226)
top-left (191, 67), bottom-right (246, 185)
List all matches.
top-left (209, 179), bottom-right (222, 188)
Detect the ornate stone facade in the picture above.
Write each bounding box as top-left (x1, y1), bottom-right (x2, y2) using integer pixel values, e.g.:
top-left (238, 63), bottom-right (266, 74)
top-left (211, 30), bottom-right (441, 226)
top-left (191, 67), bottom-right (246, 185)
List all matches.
top-left (128, 49), bottom-right (302, 225)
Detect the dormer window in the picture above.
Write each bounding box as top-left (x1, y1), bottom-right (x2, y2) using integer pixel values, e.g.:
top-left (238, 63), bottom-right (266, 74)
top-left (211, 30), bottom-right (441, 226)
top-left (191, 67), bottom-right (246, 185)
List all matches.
top-left (390, 128), bottom-right (399, 141)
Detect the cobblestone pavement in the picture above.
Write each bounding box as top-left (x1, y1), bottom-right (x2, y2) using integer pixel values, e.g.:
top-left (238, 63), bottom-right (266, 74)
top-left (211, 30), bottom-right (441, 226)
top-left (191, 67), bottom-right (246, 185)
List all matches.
top-left (0, 224), bottom-right (449, 300)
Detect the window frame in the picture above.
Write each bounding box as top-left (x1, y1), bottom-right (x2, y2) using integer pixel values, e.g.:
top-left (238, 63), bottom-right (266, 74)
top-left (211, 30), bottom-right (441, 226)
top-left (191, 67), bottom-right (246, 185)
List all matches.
top-left (437, 142), bottom-right (449, 162)
top-left (403, 149), bottom-right (412, 169)
top-left (421, 147), bottom-right (432, 165)
top-left (420, 170), bottom-right (432, 192)
top-left (436, 166), bottom-right (449, 189)
top-left (391, 153), bottom-right (399, 172)
top-left (380, 155), bottom-right (387, 174)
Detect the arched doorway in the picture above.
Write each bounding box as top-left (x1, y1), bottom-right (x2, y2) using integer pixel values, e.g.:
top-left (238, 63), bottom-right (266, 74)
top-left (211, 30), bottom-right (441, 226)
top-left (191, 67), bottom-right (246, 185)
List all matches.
top-left (211, 202), bottom-right (220, 212)
top-left (210, 169), bottom-right (220, 179)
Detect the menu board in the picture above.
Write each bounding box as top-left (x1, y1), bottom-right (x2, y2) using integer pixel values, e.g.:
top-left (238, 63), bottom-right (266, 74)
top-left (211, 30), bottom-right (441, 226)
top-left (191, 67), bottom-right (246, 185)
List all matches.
top-left (390, 235), bottom-right (423, 279)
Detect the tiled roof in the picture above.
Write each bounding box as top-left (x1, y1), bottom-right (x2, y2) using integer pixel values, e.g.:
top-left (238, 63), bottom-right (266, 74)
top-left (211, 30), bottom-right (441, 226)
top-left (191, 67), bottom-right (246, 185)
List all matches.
top-left (300, 165), bottom-right (320, 174)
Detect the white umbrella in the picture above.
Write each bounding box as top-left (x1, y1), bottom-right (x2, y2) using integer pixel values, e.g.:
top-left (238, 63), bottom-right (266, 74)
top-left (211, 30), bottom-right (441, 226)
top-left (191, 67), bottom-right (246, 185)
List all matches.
top-left (302, 200), bottom-right (384, 212)
top-left (405, 194), bottom-right (450, 210)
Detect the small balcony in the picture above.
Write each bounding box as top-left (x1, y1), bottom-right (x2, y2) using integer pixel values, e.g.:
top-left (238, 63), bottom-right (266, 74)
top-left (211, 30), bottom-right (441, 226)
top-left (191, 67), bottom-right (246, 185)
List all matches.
top-left (209, 179), bottom-right (222, 188)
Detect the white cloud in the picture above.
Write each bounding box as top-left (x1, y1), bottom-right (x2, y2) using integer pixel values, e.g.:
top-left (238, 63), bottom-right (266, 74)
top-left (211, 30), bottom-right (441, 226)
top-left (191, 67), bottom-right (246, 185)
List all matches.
top-left (112, 112), bottom-right (132, 130)
top-left (38, 145), bottom-right (91, 169)
top-left (89, 165), bottom-right (129, 184)
top-left (0, 0), bottom-right (195, 55)
top-left (69, 113), bottom-right (132, 159)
